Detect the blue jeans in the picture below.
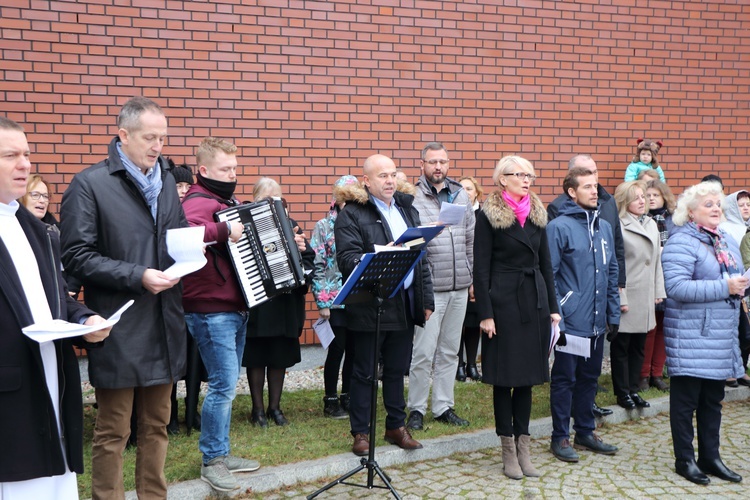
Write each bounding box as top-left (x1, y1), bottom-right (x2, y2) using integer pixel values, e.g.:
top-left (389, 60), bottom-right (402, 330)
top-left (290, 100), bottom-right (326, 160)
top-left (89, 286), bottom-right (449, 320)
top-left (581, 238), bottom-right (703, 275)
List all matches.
top-left (185, 311), bottom-right (248, 464)
top-left (550, 334), bottom-right (604, 441)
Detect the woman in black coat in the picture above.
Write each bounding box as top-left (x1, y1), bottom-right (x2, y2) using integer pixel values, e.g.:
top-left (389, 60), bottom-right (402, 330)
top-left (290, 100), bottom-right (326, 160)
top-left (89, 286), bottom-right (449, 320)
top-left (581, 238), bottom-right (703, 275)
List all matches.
top-left (473, 156), bottom-right (560, 480)
top-left (242, 178), bottom-right (314, 427)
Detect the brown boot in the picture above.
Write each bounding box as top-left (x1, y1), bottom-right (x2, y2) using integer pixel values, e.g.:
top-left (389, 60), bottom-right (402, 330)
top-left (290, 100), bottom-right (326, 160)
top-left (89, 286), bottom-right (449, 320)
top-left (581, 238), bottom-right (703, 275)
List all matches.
top-left (500, 436), bottom-right (523, 480)
top-left (516, 434), bottom-right (540, 477)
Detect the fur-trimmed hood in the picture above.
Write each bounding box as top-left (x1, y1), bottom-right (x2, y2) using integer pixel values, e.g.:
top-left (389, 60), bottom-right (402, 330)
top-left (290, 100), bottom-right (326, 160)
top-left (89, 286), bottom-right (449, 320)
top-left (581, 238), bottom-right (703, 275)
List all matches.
top-left (481, 190), bottom-right (547, 230)
top-left (335, 180), bottom-right (417, 205)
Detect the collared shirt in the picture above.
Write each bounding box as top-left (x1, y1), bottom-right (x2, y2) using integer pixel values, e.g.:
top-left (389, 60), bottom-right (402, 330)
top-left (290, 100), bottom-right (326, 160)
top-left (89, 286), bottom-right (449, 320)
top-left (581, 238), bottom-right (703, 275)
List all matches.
top-left (371, 195), bottom-right (413, 289)
top-left (429, 182), bottom-right (451, 205)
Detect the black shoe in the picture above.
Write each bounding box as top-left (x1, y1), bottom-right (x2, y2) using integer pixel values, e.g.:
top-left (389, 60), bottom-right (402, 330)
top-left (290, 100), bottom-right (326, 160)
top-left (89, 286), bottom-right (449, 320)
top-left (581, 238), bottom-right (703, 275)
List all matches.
top-left (250, 408), bottom-right (268, 428)
top-left (456, 363), bottom-right (467, 382)
top-left (550, 438), bottom-right (579, 462)
top-left (573, 433), bottom-right (618, 455)
top-left (323, 396), bottom-right (348, 419)
top-left (405, 410), bottom-right (424, 431)
top-left (167, 418), bottom-right (180, 435)
top-left (339, 393), bottom-right (350, 412)
top-left (616, 395), bottom-right (636, 409)
top-left (267, 408), bottom-right (289, 426)
top-left (630, 393), bottom-right (650, 408)
top-left (466, 364), bottom-right (481, 381)
top-left (737, 377), bottom-right (750, 387)
top-left (675, 459), bottom-right (710, 485)
top-left (434, 408), bottom-right (469, 427)
top-left (592, 403), bottom-right (613, 418)
top-left (725, 379), bottom-right (739, 388)
top-left (697, 457), bottom-right (742, 483)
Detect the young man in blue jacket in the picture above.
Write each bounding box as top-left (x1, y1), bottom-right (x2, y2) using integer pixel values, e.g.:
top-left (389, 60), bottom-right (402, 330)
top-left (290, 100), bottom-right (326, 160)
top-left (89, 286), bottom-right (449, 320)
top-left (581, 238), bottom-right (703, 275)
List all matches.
top-left (546, 164), bottom-right (621, 463)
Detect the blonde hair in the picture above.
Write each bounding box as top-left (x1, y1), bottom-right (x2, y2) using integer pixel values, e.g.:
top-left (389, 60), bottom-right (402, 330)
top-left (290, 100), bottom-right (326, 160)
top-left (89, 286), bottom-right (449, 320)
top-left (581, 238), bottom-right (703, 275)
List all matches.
top-left (672, 181), bottom-right (725, 226)
top-left (492, 155), bottom-right (535, 187)
top-left (196, 137), bottom-right (237, 167)
top-left (252, 177), bottom-right (281, 201)
top-left (459, 176), bottom-right (483, 202)
top-left (614, 180), bottom-right (647, 218)
top-left (20, 174), bottom-right (51, 207)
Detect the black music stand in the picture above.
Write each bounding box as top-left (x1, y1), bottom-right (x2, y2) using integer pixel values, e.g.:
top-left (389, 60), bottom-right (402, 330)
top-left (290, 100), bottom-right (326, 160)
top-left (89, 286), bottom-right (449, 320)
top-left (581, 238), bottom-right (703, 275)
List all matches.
top-left (307, 248), bottom-right (425, 500)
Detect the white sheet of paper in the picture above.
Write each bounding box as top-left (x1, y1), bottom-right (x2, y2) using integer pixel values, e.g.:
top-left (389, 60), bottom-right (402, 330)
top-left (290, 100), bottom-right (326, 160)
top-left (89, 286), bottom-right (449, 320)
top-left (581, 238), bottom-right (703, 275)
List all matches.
top-left (313, 318), bottom-right (335, 350)
top-left (163, 226), bottom-right (208, 278)
top-left (22, 299), bottom-right (135, 343)
top-left (438, 202), bottom-right (466, 226)
top-left (549, 323), bottom-right (560, 357)
top-left (743, 268), bottom-right (750, 280)
top-left (554, 334), bottom-right (591, 358)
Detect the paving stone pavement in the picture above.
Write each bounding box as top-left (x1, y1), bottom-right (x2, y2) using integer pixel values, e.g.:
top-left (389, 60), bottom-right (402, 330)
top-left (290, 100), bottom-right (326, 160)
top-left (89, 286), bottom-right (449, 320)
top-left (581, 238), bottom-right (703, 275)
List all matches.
top-left (153, 390), bottom-right (749, 499)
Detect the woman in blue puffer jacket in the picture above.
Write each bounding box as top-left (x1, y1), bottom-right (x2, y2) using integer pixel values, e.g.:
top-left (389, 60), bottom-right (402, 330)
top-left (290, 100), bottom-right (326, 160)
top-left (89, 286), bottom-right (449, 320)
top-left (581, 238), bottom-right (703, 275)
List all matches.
top-left (661, 180), bottom-right (747, 486)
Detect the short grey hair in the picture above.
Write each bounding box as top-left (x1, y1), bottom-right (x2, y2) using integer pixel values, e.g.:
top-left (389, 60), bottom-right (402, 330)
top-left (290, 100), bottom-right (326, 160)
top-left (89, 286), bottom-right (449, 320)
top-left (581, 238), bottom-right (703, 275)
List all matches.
top-left (672, 181), bottom-right (725, 226)
top-left (568, 154), bottom-right (593, 170)
top-left (421, 142), bottom-right (446, 160)
top-left (117, 97), bottom-right (164, 131)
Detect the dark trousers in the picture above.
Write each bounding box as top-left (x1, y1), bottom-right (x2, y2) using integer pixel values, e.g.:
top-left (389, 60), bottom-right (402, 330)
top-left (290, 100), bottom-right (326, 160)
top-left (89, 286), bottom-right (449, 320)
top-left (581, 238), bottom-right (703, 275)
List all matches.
top-left (323, 320), bottom-right (354, 396)
top-left (550, 335), bottom-right (604, 441)
top-left (669, 376), bottom-right (725, 461)
top-left (610, 332), bottom-right (647, 397)
top-left (349, 327), bottom-right (412, 434)
top-left (493, 385), bottom-right (532, 437)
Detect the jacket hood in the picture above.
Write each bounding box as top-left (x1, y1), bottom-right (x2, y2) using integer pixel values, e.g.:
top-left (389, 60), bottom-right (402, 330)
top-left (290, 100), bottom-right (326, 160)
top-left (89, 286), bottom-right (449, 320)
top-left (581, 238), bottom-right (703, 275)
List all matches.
top-left (723, 190), bottom-right (749, 226)
top-left (336, 180), bottom-right (417, 204)
top-left (481, 190), bottom-right (547, 230)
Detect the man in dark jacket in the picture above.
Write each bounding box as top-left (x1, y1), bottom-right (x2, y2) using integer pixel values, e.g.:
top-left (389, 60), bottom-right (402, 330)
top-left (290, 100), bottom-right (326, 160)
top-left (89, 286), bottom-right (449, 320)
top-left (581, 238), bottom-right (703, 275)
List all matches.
top-left (181, 137), bottom-right (259, 492)
top-left (547, 154), bottom-right (625, 419)
top-left (546, 166), bottom-right (621, 463)
top-left (60, 97), bottom-right (187, 499)
top-left (335, 154), bottom-right (435, 456)
top-left (0, 116), bottom-right (109, 496)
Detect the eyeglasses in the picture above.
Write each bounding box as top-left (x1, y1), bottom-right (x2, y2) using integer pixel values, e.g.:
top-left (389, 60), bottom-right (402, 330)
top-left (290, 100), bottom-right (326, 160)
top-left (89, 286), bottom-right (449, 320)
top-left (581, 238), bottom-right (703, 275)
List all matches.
top-left (28, 191), bottom-right (50, 201)
top-left (424, 159), bottom-right (449, 166)
top-left (504, 172), bottom-right (537, 182)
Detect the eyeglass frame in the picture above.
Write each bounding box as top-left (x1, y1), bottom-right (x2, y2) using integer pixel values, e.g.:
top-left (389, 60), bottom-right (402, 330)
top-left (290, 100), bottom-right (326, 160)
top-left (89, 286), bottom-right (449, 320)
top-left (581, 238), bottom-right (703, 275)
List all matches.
top-left (28, 191), bottom-right (51, 201)
top-left (503, 172), bottom-right (537, 182)
top-left (423, 159), bottom-right (449, 166)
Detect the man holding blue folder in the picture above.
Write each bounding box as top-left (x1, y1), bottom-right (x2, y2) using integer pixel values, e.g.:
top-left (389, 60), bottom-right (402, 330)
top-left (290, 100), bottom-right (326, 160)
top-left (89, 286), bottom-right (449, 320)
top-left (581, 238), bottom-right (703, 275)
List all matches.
top-left (335, 154), bottom-right (435, 456)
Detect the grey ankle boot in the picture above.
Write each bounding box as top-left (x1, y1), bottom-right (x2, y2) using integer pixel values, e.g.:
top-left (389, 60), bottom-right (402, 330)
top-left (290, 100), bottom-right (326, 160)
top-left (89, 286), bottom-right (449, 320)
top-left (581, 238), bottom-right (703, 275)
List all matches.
top-left (500, 435), bottom-right (523, 480)
top-left (516, 434), bottom-right (540, 477)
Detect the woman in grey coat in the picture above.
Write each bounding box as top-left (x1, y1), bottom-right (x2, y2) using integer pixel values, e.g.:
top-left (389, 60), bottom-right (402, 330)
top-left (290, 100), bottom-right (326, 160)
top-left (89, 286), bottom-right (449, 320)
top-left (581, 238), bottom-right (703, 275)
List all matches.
top-left (661, 181), bottom-right (747, 485)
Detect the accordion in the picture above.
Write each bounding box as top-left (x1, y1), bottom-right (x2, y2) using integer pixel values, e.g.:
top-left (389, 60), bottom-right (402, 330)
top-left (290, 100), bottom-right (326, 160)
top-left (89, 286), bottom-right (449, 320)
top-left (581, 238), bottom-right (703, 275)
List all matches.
top-left (215, 198), bottom-right (306, 309)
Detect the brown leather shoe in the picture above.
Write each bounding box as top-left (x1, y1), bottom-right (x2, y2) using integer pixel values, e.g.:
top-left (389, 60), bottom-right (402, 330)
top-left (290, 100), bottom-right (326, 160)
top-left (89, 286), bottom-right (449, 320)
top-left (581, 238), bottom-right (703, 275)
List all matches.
top-left (352, 433), bottom-right (369, 456)
top-left (384, 426), bottom-right (423, 450)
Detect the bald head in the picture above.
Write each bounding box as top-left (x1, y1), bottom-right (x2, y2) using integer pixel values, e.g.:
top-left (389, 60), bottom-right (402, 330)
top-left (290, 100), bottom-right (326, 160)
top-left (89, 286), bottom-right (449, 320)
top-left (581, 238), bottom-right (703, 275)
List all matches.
top-left (363, 154), bottom-right (398, 204)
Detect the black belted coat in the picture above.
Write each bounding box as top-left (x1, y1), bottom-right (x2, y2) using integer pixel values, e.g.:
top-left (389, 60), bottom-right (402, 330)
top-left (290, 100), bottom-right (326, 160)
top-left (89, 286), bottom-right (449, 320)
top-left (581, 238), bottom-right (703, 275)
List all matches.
top-left (473, 191), bottom-right (558, 387)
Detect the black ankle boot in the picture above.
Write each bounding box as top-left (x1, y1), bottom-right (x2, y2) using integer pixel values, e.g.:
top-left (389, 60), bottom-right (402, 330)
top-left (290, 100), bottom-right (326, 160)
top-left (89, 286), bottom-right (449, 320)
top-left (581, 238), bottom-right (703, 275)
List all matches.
top-left (456, 363), bottom-right (467, 382)
top-left (323, 395), bottom-right (348, 419)
top-left (466, 364), bottom-right (480, 381)
top-left (339, 393), bottom-right (350, 412)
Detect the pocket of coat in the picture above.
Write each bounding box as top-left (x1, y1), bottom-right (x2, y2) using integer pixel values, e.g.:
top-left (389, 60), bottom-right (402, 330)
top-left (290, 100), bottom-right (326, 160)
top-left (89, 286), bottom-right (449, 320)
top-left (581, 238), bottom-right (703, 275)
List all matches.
top-left (560, 290), bottom-right (578, 316)
top-left (0, 366), bottom-right (22, 392)
top-left (700, 309), bottom-right (711, 337)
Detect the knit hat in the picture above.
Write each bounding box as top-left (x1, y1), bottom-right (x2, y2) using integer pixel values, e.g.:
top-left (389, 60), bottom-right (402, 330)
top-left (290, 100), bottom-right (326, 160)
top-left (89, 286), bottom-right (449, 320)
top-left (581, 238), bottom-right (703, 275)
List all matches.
top-left (635, 138), bottom-right (662, 165)
top-left (331, 175), bottom-right (360, 209)
top-left (172, 165), bottom-right (195, 185)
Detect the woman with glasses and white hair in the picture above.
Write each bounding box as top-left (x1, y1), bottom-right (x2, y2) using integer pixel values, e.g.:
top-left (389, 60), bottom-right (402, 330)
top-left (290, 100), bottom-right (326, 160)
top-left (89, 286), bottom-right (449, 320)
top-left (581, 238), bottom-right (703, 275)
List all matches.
top-left (661, 180), bottom-right (747, 485)
top-left (473, 155), bottom-right (561, 479)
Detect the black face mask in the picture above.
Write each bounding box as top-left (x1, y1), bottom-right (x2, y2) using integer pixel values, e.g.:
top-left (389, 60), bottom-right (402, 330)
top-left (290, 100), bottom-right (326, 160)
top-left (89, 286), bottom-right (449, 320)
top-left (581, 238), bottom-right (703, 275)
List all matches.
top-left (197, 172), bottom-right (237, 201)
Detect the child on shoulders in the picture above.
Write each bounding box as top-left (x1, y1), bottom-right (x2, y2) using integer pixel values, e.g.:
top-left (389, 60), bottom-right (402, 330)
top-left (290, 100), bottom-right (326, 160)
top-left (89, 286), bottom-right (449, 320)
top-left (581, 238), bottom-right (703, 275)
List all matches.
top-left (625, 138), bottom-right (665, 182)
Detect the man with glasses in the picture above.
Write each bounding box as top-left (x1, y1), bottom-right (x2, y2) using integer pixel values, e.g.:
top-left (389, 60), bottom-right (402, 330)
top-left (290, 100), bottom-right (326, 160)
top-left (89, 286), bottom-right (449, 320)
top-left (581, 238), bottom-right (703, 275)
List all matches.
top-left (60, 97), bottom-right (187, 499)
top-left (180, 137), bottom-right (260, 492)
top-left (406, 142), bottom-right (475, 431)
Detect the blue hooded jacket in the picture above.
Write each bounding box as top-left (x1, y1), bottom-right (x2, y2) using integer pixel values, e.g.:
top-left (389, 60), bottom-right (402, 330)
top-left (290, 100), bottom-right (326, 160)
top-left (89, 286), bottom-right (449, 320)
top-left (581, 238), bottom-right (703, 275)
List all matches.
top-left (661, 222), bottom-right (745, 379)
top-left (546, 199), bottom-right (620, 337)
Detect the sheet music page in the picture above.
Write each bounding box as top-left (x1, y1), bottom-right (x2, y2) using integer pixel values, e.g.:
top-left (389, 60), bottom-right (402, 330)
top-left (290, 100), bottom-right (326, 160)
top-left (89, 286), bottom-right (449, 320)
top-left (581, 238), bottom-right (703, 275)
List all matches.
top-left (22, 299), bottom-right (135, 343)
top-left (438, 202), bottom-right (466, 226)
top-left (554, 334), bottom-right (591, 358)
top-left (313, 318), bottom-right (335, 350)
top-left (549, 322), bottom-right (560, 357)
top-left (163, 226), bottom-right (208, 278)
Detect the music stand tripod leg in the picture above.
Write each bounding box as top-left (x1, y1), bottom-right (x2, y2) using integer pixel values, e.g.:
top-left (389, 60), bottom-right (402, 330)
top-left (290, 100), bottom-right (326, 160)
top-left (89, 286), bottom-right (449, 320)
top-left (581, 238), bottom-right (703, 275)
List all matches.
top-left (307, 297), bottom-right (402, 500)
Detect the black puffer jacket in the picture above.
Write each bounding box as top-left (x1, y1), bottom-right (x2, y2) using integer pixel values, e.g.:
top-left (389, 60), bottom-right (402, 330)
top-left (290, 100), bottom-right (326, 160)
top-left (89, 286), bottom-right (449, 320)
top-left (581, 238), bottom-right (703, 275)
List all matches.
top-left (60, 136), bottom-right (188, 388)
top-left (334, 183), bottom-right (434, 331)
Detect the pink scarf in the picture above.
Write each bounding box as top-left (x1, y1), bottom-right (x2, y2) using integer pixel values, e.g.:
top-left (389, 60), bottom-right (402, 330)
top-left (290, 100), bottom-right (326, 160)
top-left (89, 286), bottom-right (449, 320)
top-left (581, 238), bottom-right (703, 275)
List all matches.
top-left (502, 190), bottom-right (531, 227)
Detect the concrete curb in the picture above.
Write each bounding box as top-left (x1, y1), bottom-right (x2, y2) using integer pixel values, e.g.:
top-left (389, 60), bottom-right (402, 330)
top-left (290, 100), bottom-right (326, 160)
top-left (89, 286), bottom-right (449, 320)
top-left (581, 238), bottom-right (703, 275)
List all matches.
top-left (121, 386), bottom-right (750, 499)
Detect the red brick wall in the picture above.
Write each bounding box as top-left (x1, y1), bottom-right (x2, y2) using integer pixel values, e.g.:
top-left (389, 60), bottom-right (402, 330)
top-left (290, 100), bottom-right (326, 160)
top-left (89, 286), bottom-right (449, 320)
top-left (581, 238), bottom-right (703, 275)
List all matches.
top-left (2, 0), bottom-right (750, 344)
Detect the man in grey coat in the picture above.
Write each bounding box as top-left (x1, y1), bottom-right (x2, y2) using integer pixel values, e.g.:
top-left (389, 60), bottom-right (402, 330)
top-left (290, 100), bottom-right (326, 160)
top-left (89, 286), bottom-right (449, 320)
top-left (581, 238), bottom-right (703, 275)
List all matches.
top-left (406, 142), bottom-right (475, 431)
top-left (61, 97), bottom-right (187, 499)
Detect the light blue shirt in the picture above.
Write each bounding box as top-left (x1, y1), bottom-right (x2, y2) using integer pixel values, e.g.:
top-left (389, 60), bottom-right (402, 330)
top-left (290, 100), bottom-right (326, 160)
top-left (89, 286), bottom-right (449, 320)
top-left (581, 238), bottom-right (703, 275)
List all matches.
top-left (371, 195), bottom-right (413, 289)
